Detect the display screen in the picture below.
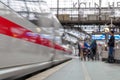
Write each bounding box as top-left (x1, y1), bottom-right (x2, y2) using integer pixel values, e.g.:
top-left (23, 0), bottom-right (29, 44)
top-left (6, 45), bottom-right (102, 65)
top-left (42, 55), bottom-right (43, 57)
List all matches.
top-left (92, 34), bottom-right (105, 40)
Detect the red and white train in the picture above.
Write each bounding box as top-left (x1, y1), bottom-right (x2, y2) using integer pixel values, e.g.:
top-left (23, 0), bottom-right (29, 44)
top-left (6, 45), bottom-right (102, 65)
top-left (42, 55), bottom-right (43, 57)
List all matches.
top-left (0, 2), bottom-right (71, 80)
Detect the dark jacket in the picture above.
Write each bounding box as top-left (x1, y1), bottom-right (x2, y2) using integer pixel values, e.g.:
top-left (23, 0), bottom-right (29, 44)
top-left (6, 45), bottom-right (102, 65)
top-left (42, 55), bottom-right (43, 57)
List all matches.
top-left (108, 35), bottom-right (115, 47)
top-left (90, 41), bottom-right (97, 50)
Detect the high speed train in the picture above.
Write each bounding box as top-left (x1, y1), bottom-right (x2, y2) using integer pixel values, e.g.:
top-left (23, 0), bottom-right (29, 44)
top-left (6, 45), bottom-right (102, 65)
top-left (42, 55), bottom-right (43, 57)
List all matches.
top-left (0, 1), bottom-right (71, 80)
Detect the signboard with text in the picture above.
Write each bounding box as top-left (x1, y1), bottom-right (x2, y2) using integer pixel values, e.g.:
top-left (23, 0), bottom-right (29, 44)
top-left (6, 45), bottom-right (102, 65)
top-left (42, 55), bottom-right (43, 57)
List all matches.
top-left (92, 34), bottom-right (105, 40)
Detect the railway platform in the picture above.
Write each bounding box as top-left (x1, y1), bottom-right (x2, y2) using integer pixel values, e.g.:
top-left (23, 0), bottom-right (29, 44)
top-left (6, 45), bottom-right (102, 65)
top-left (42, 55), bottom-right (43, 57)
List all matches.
top-left (26, 58), bottom-right (120, 80)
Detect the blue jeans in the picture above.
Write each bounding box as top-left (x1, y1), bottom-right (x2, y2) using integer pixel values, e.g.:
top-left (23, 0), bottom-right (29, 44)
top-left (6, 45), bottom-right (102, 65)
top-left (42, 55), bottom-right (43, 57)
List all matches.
top-left (108, 47), bottom-right (114, 62)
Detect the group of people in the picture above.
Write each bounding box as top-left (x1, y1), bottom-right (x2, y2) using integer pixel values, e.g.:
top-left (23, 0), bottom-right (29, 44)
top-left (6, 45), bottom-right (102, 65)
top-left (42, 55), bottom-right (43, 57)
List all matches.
top-left (78, 30), bottom-right (115, 63)
top-left (78, 39), bottom-right (100, 61)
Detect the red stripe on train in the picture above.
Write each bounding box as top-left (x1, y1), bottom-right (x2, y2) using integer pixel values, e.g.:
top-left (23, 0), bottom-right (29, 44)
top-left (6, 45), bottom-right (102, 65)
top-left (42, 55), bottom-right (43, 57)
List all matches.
top-left (0, 16), bottom-right (67, 51)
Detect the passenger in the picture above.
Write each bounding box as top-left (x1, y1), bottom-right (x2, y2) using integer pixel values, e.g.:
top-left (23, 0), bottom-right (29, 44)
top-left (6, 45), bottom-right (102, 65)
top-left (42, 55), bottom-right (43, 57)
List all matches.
top-left (77, 41), bottom-right (81, 57)
top-left (83, 39), bottom-right (90, 61)
top-left (97, 43), bottom-right (103, 60)
top-left (90, 40), bottom-right (97, 60)
top-left (107, 31), bottom-right (115, 63)
top-left (80, 43), bottom-right (84, 61)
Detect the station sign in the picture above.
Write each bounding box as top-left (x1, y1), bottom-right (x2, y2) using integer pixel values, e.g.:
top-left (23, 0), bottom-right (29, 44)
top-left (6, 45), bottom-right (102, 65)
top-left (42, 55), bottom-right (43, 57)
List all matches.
top-left (92, 34), bottom-right (105, 40)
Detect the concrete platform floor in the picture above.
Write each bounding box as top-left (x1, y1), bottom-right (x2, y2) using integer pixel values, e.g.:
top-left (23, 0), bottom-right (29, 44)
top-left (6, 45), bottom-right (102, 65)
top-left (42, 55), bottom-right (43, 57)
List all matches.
top-left (27, 59), bottom-right (120, 80)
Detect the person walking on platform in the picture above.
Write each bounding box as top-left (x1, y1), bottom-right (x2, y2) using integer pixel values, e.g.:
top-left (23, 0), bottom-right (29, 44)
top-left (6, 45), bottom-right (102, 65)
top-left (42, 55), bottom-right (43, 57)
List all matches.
top-left (107, 31), bottom-right (115, 63)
